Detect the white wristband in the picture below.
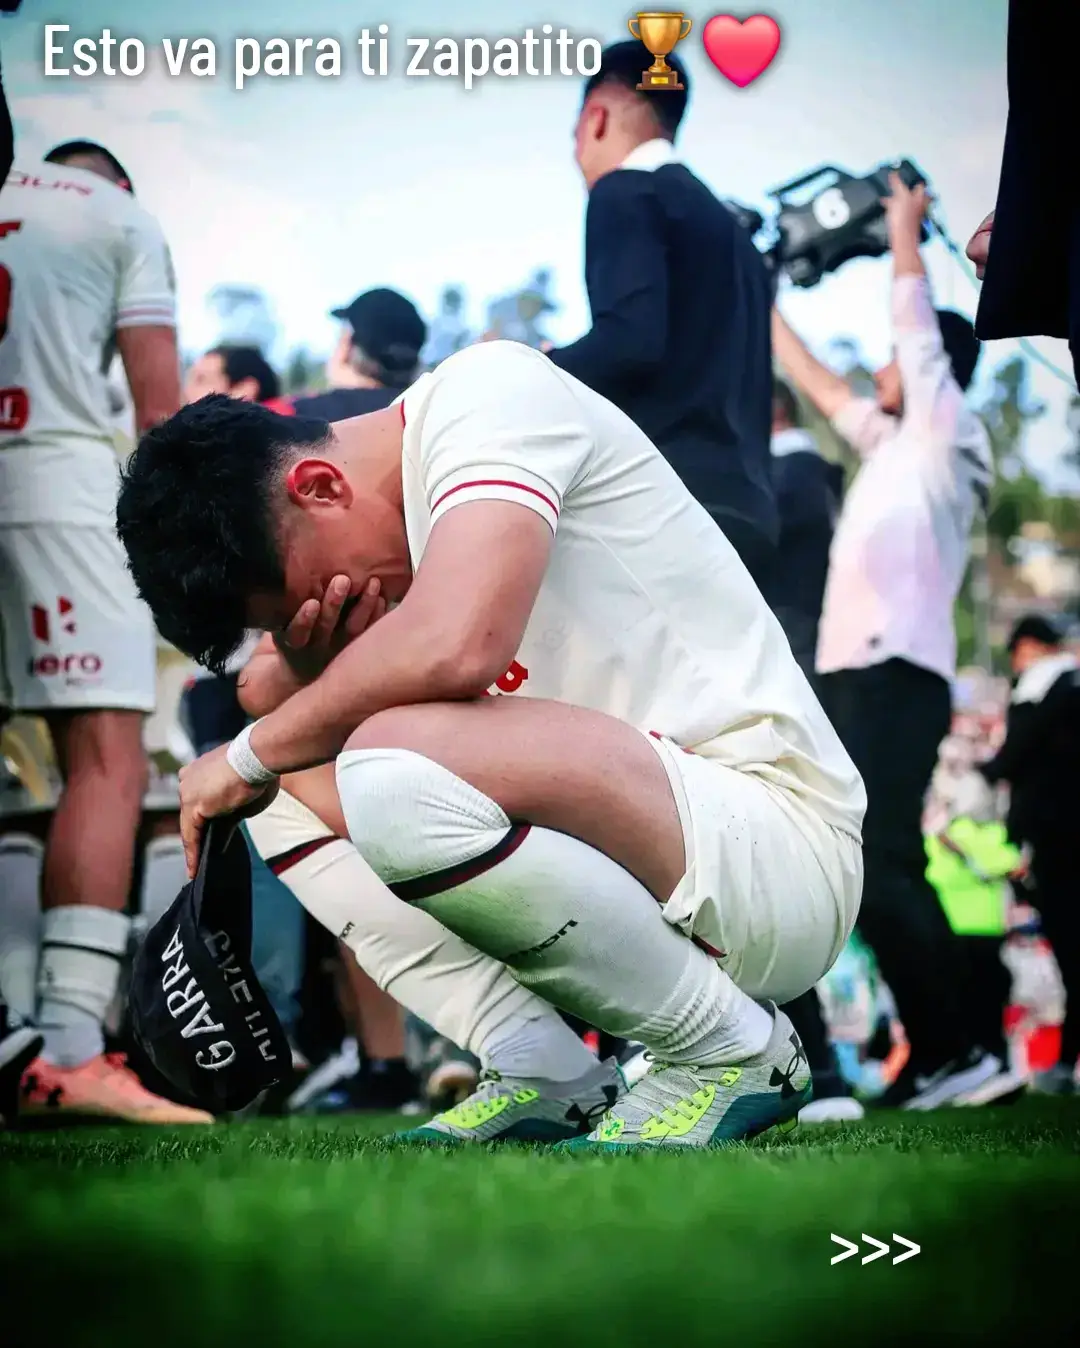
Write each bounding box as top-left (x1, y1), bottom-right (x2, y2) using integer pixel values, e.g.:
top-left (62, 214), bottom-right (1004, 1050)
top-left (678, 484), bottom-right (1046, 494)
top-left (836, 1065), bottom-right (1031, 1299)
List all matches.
top-left (226, 721), bottom-right (278, 787)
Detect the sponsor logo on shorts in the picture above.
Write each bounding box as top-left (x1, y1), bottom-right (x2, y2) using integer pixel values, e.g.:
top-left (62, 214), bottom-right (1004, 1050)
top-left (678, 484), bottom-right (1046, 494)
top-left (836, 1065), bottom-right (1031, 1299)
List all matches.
top-left (26, 598), bottom-right (104, 683)
top-left (31, 598), bottom-right (77, 643)
top-left (0, 386), bottom-right (29, 432)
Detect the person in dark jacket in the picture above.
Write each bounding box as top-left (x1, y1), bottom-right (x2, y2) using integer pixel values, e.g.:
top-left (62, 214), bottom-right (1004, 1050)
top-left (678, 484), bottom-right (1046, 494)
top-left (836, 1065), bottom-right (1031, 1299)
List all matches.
top-left (549, 41), bottom-right (777, 584)
top-left (269, 289), bottom-right (426, 422)
top-left (765, 379), bottom-right (843, 682)
top-left (965, 0), bottom-right (1077, 386)
top-left (980, 615), bottom-right (1080, 1094)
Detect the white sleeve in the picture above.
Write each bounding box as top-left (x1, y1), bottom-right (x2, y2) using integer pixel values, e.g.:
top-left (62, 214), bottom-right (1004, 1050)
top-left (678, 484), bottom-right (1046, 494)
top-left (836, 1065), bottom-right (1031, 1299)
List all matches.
top-left (830, 395), bottom-right (894, 460)
top-left (115, 208), bottom-right (177, 330)
top-left (414, 343), bottom-right (592, 535)
top-left (890, 275), bottom-right (964, 440)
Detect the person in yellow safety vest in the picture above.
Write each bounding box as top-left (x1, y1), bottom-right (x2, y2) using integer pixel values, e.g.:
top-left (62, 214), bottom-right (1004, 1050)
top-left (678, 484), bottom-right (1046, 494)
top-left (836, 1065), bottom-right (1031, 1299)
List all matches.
top-left (925, 771), bottom-right (1028, 1102)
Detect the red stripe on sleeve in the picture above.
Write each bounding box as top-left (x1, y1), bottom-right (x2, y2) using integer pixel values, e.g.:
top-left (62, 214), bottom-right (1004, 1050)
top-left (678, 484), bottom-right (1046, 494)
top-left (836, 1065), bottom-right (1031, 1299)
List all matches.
top-left (431, 479), bottom-right (559, 517)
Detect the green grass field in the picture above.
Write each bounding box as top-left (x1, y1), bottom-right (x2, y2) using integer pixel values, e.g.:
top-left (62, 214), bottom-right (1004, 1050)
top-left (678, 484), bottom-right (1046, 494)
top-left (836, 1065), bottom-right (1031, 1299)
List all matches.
top-left (3, 1101), bottom-right (1078, 1347)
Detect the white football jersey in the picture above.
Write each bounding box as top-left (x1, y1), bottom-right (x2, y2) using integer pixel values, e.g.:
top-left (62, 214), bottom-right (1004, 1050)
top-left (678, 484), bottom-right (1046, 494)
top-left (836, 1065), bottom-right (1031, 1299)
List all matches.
top-left (399, 341), bottom-right (866, 839)
top-left (0, 161), bottom-right (176, 525)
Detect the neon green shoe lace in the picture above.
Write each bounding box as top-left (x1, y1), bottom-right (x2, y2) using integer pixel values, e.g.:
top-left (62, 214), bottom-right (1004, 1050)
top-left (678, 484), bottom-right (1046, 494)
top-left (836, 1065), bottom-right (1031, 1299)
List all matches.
top-left (435, 1071), bottom-right (540, 1132)
top-left (636, 1064), bottom-right (743, 1140)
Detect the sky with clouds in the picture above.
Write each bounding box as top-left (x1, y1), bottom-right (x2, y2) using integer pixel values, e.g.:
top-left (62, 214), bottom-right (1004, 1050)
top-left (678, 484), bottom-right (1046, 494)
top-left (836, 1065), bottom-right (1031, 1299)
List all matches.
top-left (2, 0), bottom-right (1076, 482)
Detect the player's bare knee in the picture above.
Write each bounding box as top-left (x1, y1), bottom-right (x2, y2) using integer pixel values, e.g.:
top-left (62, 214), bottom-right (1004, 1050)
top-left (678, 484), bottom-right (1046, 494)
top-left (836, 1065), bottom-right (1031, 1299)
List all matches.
top-left (335, 744), bottom-right (510, 885)
top-left (342, 702), bottom-right (462, 758)
top-left (57, 710), bottom-right (147, 802)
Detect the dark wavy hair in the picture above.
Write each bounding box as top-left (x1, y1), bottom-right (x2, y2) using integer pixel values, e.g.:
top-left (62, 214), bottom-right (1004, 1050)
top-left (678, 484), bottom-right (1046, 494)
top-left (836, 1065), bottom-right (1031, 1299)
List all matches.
top-left (935, 309), bottom-right (981, 391)
top-left (116, 395), bottom-right (330, 672)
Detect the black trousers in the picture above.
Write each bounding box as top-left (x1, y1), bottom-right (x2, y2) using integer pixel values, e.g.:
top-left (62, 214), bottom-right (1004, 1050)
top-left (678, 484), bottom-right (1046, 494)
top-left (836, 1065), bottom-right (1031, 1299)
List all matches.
top-left (956, 935), bottom-right (1010, 1063)
top-left (708, 510), bottom-right (777, 592)
top-left (820, 659), bottom-right (977, 1070)
top-left (1029, 836), bottom-right (1080, 1067)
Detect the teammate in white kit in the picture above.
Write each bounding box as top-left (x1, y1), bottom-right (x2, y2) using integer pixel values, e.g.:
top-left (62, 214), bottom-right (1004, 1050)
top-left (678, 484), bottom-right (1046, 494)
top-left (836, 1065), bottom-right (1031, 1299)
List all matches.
top-left (0, 142), bottom-right (210, 1124)
top-left (116, 340), bottom-right (865, 1148)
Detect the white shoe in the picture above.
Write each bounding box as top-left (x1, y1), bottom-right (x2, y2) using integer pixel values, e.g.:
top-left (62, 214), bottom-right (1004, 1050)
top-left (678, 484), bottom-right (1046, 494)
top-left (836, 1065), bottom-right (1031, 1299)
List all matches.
top-left (564, 1006), bottom-right (811, 1150)
top-left (285, 1038), bottom-right (359, 1113)
top-left (952, 1061), bottom-right (1029, 1106)
top-left (398, 1057), bottom-right (625, 1145)
top-left (900, 1050), bottom-right (1000, 1111)
top-left (799, 1095), bottom-right (865, 1123)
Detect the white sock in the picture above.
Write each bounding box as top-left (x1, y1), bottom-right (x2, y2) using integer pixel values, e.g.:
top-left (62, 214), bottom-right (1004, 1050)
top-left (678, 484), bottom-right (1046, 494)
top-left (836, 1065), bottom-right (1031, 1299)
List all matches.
top-left (337, 748), bottom-right (774, 1066)
top-left (253, 795), bottom-right (596, 1084)
top-left (138, 835), bottom-right (189, 932)
top-left (37, 905), bottom-right (130, 1067)
top-left (0, 832), bottom-right (43, 1022)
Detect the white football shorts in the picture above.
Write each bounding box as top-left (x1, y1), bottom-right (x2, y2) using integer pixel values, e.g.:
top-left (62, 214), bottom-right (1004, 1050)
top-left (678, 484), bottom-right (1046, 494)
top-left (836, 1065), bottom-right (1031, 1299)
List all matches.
top-left (644, 732), bottom-right (863, 1005)
top-left (0, 522), bottom-right (155, 713)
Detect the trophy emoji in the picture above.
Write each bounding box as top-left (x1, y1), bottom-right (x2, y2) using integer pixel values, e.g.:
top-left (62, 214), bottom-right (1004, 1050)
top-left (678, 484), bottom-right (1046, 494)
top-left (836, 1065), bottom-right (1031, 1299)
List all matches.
top-left (628, 12), bottom-right (692, 90)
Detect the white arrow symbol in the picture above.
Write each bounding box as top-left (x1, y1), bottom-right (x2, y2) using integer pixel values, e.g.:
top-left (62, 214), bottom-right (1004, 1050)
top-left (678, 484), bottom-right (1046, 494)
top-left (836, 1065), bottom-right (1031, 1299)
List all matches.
top-left (861, 1234), bottom-right (889, 1264)
top-left (830, 1234), bottom-right (858, 1264)
top-left (892, 1234), bottom-right (920, 1264)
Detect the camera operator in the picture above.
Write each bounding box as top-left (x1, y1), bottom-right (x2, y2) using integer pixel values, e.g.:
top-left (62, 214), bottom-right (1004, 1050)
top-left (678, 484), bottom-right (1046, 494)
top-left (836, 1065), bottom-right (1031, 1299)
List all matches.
top-left (773, 175), bottom-right (1002, 1109)
top-left (547, 41), bottom-right (777, 583)
top-left (981, 616), bottom-right (1080, 1095)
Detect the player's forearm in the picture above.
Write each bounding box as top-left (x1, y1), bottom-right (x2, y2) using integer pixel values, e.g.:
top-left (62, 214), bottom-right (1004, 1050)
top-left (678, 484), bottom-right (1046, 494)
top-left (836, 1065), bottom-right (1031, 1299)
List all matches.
top-left (771, 309), bottom-right (852, 420)
top-left (247, 607), bottom-right (505, 774)
top-left (889, 219), bottom-right (925, 280)
top-left (236, 651), bottom-right (307, 719)
top-left (116, 324), bottom-right (181, 432)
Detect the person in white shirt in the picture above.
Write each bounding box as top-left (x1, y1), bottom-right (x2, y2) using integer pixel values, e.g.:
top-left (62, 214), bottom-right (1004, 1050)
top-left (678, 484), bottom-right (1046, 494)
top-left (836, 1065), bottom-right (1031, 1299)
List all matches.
top-left (0, 141), bottom-right (208, 1125)
top-left (772, 174), bottom-right (1000, 1110)
top-left (115, 338), bottom-right (865, 1150)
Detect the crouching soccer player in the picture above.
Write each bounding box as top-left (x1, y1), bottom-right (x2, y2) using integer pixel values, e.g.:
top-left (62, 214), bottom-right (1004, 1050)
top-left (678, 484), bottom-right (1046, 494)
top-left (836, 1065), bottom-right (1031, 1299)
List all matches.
top-left (115, 341), bottom-right (865, 1149)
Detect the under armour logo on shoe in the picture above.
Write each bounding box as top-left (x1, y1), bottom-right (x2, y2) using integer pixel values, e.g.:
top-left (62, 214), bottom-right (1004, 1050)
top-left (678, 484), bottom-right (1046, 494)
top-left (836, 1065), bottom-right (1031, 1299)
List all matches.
top-left (565, 1083), bottom-right (619, 1129)
top-left (769, 1033), bottom-right (808, 1099)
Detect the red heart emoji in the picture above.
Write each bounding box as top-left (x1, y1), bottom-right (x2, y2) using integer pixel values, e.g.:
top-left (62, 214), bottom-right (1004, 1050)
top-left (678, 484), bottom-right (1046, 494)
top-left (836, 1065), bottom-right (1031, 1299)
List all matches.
top-left (702, 14), bottom-right (782, 88)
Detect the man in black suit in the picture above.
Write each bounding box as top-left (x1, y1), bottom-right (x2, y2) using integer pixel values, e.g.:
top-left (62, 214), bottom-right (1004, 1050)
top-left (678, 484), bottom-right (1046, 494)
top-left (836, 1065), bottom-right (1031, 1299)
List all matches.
top-left (965, 0), bottom-right (1077, 386)
top-left (548, 41), bottom-right (777, 583)
top-left (765, 379), bottom-right (844, 683)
